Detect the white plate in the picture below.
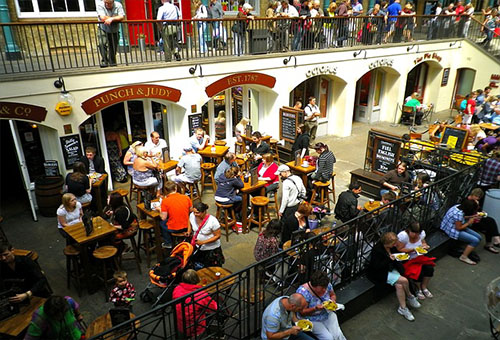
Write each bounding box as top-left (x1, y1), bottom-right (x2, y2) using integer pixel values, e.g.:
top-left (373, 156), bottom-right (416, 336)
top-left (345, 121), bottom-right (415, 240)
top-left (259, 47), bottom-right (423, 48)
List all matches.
top-left (393, 252), bottom-right (410, 261)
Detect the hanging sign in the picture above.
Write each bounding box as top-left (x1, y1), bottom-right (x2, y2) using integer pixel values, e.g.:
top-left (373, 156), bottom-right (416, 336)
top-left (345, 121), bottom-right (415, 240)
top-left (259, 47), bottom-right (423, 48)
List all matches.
top-left (0, 102), bottom-right (47, 122)
top-left (55, 101), bottom-right (72, 116)
top-left (205, 72), bottom-right (276, 97)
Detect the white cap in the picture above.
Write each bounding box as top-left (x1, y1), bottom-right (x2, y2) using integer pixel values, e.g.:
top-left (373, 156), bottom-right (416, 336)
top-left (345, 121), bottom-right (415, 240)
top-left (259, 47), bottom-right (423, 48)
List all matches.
top-left (242, 3), bottom-right (253, 10)
top-left (183, 144), bottom-right (193, 151)
top-left (275, 164), bottom-right (290, 175)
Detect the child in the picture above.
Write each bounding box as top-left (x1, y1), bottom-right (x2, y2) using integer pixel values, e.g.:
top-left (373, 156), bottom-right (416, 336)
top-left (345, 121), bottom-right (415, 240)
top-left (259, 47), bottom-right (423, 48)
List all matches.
top-left (109, 271), bottom-right (136, 308)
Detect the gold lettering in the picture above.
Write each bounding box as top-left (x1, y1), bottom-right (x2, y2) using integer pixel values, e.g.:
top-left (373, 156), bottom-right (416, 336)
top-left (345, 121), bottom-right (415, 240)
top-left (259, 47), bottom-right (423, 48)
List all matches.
top-left (158, 89), bottom-right (166, 97)
top-left (137, 87), bottom-right (144, 95)
top-left (93, 98), bottom-right (102, 108)
top-left (117, 90), bottom-right (125, 97)
top-left (0, 105), bottom-right (10, 114)
top-left (125, 88), bottom-right (134, 97)
top-left (145, 87), bottom-right (151, 97)
top-left (109, 92), bottom-right (119, 100)
top-left (14, 107), bottom-right (25, 116)
top-left (165, 90), bottom-right (171, 98)
top-left (101, 95), bottom-right (110, 104)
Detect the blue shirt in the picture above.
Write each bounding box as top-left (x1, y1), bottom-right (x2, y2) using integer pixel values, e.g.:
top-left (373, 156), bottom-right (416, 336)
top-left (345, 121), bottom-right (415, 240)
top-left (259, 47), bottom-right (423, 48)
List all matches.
top-left (261, 296), bottom-right (293, 339)
top-left (296, 283), bottom-right (334, 321)
top-left (214, 160), bottom-right (237, 183)
top-left (387, 2), bottom-right (401, 22)
top-left (440, 205), bottom-right (463, 240)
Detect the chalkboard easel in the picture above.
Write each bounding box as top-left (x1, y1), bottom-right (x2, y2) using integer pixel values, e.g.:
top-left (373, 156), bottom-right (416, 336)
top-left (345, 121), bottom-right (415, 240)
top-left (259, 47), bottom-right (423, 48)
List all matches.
top-left (372, 136), bottom-right (401, 175)
top-left (440, 125), bottom-right (468, 151)
top-left (279, 107), bottom-right (299, 143)
top-left (60, 134), bottom-right (83, 169)
top-left (188, 113), bottom-right (203, 136)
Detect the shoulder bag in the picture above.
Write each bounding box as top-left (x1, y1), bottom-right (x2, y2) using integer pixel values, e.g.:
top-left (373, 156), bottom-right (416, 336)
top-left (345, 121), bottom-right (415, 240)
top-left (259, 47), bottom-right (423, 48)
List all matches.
top-left (190, 214), bottom-right (210, 247)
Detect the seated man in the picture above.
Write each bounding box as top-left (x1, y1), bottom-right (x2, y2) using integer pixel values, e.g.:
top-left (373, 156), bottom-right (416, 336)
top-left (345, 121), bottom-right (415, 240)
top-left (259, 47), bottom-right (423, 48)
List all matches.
top-left (379, 162), bottom-right (411, 197)
top-left (0, 243), bottom-right (50, 303)
top-left (261, 293), bottom-right (314, 340)
top-left (145, 131), bottom-right (167, 159)
top-left (80, 146), bottom-right (106, 174)
top-left (334, 182), bottom-right (363, 223)
top-left (157, 181), bottom-right (192, 248)
top-left (404, 92), bottom-right (427, 125)
top-left (189, 128), bottom-right (211, 153)
top-left (215, 152), bottom-right (237, 183)
top-left (172, 145), bottom-right (202, 187)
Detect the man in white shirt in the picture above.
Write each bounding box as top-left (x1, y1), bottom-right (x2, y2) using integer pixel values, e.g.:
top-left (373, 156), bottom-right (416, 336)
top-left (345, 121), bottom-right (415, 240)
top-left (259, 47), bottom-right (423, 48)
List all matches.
top-left (304, 96), bottom-right (321, 144)
top-left (276, 165), bottom-right (306, 219)
top-left (189, 128), bottom-right (211, 152)
top-left (157, 0), bottom-right (181, 61)
top-left (145, 131), bottom-right (167, 158)
top-left (278, 0), bottom-right (298, 17)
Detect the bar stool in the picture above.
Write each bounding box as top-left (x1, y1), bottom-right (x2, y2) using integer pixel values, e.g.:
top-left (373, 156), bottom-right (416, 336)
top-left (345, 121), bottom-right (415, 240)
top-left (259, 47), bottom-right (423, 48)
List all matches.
top-left (131, 184), bottom-right (155, 204)
top-left (310, 181), bottom-right (331, 209)
top-left (248, 196), bottom-right (271, 233)
top-left (200, 163), bottom-right (217, 195)
top-left (236, 158), bottom-right (248, 171)
top-left (81, 201), bottom-right (92, 212)
top-left (328, 173), bottom-right (336, 204)
top-left (268, 189), bottom-right (280, 217)
top-left (270, 139), bottom-right (280, 162)
top-left (92, 245), bottom-right (119, 301)
top-left (116, 223), bottom-right (142, 274)
top-left (214, 140), bottom-right (227, 146)
top-left (63, 245), bottom-right (83, 297)
top-left (137, 219), bottom-right (156, 268)
top-left (112, 188), bottom-right (131, 208)
top-left (215, 202), bottom-right (237, 241)
top-left (184, 181), bottom-right (201, 202)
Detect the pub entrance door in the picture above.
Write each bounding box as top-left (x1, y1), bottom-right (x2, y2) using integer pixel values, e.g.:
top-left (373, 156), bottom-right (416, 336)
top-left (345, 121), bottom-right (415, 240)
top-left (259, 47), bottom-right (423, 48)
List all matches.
top-left (354, 69), bottom-right (385, 124)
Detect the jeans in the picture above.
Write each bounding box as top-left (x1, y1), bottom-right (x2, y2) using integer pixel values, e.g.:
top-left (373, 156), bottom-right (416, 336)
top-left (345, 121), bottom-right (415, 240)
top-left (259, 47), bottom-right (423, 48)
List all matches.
top-left (160, 219), bottom-right (188, 245)
top-left (311, 312), bottom-right (346, 340)
top-left (292, 26), bottom-right (306, 51)
top-left (457, 227), bottom-right (481, 247)
top-left (197, 22), bottom-right (207, 53)
top-left (289, 332), bottom-right (315, 340)
top-left (98, 30), bottom-right (119, 65)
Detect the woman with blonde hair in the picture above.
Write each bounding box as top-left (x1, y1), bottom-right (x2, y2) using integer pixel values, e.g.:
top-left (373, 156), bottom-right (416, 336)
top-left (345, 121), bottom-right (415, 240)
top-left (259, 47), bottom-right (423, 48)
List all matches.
top-left (324, 2), bottom-right (337, 47)
top-left (123, 141), bottom-right (143, 176)
top-left (132, 146), bottom-right (160, 193)
top-left (57, 193), bottom-right (83, 240)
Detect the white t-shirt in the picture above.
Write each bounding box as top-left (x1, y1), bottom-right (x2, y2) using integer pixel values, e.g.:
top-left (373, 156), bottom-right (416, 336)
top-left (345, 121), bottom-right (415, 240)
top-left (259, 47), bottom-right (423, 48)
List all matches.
top-left (190, 214), bottom-right (221, 251)
top-left (397, 230), bottom-right (426, 259)
top-left (304, 103), bottom-right (320, 122)
top-left (145, 138), bottom-right (167, 157)
top-left (57, 202), bottom-right (82, 229)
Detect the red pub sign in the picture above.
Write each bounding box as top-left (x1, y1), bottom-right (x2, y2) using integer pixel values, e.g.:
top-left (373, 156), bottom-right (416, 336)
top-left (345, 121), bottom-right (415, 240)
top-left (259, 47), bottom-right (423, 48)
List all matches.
top-left (205, 72), bottom-right (276, 97)
top-left (81, 85), bottom-right (182, 114)
top-left (0, 102), bottom-right (48, 122)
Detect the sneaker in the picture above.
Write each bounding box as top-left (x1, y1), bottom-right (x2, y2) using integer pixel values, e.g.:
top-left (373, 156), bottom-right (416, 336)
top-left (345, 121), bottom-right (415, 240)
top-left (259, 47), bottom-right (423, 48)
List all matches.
top-left (397, 306), bottom-right (415, 321)
top-left (422, 289), bottom-right (433, 298)
top-left (407, 295), bottom-right (421, 309)
top-left (416, 290), bottom-right (425, 300)
top-left (161, 242), bottom-right (172, 249)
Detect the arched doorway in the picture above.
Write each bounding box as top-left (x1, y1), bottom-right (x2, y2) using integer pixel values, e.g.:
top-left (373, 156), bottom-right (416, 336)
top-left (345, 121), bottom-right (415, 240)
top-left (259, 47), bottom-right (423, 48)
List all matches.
top-left (452, 68), bottom-right (476, 109)
top-left (404, 60), bottom-right (443, 107)
top-left (354, 69), bottom-right (385, 123)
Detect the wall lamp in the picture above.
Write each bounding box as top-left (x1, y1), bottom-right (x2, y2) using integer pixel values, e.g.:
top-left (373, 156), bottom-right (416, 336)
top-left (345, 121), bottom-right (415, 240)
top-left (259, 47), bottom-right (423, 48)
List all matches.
top-left (54, 76), bottom-right (75, 104)
top-left (189, 64), bottom-right (203, 77)
top-left (353, 49), bottom-right (367, 59)
top-left (449, 41), bottom-right (461, 48)
top-left (407, 44), bottom-right (419, 53)
top-left (283, 55), bottom-right (297, 67)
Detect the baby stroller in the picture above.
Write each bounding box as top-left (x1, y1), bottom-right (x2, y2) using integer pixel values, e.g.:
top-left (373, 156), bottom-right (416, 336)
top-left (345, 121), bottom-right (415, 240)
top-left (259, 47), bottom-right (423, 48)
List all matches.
top-left (139, 242), bottom-right (193, 308)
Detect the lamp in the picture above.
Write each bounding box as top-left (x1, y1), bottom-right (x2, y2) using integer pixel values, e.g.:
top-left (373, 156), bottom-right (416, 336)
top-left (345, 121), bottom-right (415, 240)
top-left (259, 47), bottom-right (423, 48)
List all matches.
top-left (53, 76), bottom-right (75, 105)
top-left (449, 41), bottom-right (461, 48)
top-left (406, 44), bottom-right (419, 53)
top-left (353, 49), bottom-right (367, 59)
top-left (189, 64), bottom-right (203, 77)
top-left (283, 56), bottom-right (297, 67)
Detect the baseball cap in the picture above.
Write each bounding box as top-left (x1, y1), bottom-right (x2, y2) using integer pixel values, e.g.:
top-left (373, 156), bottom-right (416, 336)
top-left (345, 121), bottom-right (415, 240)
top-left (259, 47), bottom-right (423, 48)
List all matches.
top-left (275, 164), bottom-right (290, 175)
top-left (242, 3), bottom-right (253, 10)
top-left (183, 144), bottom-right (193, 151)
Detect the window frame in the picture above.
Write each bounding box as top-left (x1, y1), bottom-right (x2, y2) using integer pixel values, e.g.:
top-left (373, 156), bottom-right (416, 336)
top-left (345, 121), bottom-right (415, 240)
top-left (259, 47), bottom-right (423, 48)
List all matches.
top-left (14, 0), bottom-right (97, 19)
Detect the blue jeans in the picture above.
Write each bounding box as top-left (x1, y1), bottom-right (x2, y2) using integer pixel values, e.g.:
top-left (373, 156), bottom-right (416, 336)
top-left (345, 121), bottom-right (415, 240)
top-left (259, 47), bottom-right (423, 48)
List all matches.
top-left (160, 219), bottom-right (187, 245)
top-left (457, 227), bottom-right (481, 247)
top-left (290, 332), bottom-right (315, 340)
top-left (197, 22), bottom-right (207, 53)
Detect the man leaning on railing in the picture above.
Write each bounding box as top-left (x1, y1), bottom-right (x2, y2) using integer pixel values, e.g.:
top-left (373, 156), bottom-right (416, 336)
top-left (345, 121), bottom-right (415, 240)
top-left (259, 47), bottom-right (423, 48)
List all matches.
top-left (97, 0), bottom-right (125, 68)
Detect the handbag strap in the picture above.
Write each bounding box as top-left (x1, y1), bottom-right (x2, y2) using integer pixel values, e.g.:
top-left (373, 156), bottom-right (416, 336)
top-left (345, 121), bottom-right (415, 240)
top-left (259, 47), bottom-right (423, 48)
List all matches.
top-left (192, 214), bottom-right (210, 243)
top-left (306, 282), bottom-right (325, 302)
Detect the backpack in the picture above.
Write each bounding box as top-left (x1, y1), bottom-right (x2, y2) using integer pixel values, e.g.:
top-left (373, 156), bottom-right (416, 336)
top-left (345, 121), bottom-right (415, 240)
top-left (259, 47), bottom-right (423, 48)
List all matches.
top-left (460, 99), bottom-right (467, 111)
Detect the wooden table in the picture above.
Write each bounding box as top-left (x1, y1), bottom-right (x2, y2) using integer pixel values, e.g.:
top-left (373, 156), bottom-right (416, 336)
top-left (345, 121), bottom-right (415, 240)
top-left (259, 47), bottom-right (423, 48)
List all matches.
top-left (364, 201), bottom-right (382, 212)
top-left (480, 123), bottom-right (500, 131)
top-left (0, 296), bottom-right (46, 337)
top-left (136, 202), bottom-right (164, 262)
top-left (240, 178), bottom-right (267, 233)
top-left (286, 161), bottom-right (316, 186)
top-left (64, 216), bottom-right (117, 292)
top-left (198, 145), bottom-right (229, 164)
top-left (241, 135), bottom-right (271, 150)
top-left (91, 173), bottom-right (108, 216)
top-left (86, 312), bottom-right (138, 339)
top-left (158, 160), bottom-right (178, 183)
top-left (449, 151), bottom-right (486, 170)
top-left (196, 267), bottom-right (235, 293)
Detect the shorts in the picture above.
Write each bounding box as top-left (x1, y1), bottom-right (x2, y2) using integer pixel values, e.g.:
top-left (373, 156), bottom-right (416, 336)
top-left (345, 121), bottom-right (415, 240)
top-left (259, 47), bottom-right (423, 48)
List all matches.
top-left (387, 269), bottom-right (401, 286)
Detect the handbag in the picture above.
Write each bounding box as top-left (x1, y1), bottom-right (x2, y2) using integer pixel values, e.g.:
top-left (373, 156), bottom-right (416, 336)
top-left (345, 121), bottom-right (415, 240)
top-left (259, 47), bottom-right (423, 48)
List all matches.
top-left (231, 22), bottom-right (241, 34)
top-left (190, 214), bottom-right (210, 247)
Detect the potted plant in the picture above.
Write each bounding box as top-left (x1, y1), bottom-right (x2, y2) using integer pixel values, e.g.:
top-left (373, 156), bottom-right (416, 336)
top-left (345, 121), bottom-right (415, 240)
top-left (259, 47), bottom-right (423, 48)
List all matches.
top-left (137, 33), bottom-right (146, 51)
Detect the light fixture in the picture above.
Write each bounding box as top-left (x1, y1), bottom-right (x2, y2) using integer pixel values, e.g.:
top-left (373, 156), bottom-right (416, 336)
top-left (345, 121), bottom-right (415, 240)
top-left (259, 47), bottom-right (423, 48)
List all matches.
top-left (31, 124), bottom-right (38, 128)
top-left (53, 76), bottom-right (75, 105)
top-left (283, 55), bottom-right (297, 67)
top-left (353, 49), bottom-right (367, 59)
top-left (189, 64), bottom-right (203, 77)
top-left (449, 41), bottom-right (462, 48)
top-left (406, 44), bottom-right (419, 53)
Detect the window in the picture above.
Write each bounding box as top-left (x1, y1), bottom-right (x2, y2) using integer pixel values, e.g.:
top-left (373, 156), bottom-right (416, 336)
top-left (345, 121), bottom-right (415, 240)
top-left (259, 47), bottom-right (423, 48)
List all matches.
top-left (15, 0), bottom-right (96, 18)
top-left (222, 0), bottom-right (259, 15)
top-left (290, 77), bottom-right (331, 118)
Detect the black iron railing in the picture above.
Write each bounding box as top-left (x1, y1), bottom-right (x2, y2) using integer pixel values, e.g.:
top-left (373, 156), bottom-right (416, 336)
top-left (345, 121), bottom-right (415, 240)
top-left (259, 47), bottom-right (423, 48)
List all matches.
top-left (1, 14), bottom-right (498, 75)
top-left (90, 161), bottom-right (482, 340)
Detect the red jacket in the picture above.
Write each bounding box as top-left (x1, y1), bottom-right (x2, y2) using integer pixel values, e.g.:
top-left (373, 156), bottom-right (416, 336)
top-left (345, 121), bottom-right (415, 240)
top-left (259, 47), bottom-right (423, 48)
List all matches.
top-left (257, 162), bottom-right (279, 187)
top-left (402, 256), bottom-right (436, 280)
top-left (172, 282), bottom-right (217, 337)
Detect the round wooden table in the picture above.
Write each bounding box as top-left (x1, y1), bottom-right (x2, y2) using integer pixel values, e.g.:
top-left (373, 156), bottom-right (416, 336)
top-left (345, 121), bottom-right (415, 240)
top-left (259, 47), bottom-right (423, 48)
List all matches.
top-left (196, 266), bottom-right (235, 292)
top-left (364, 201), bottom-right (382, 212)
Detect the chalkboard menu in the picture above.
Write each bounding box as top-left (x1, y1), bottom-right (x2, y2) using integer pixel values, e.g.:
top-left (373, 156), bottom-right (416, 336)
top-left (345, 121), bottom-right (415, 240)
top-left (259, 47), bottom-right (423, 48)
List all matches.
top-left (280, 107), bottom-right (298, 143)
top-left (44, 160), bottom-right (60, 177)
top-left (60, 134), bottom-right (83, 169)
top-left (372, 136), bottom-right (401, 175)
top-left (441, 68), bottom-right (450, 87)
top-left (440, 126), bottom-right (468, 151)
top-left (188, 113), bottom-right (202, 136)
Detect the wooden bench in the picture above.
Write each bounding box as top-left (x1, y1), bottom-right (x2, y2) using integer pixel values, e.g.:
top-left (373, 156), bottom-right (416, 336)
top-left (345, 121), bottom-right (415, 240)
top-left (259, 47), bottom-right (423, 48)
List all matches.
top-left (350, 168), bottom-right (383, 199)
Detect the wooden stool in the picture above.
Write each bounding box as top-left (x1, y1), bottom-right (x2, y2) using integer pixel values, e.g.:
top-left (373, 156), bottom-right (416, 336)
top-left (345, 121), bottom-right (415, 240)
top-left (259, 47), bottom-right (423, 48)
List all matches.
top-left (112, 188), bottom-right (131, 208)
top-left (184, 181), bottom-right (201, 202)
top-left (131, 184), bottom-right (155, 204)
top-left (236, 158), bottom-right (247, 171)
top-left (117, 224), bottom-right (142, 275)
top-left (270, 139), bottom-right (280, 162)
top-left (93, 246), bottom-right (119, 301)
top-left (214, 140), bottom-right (227, 146)
top-left (215, 202), bottom-right (237, 241)
top-left (137, 219), bottom-right (156, 268)
top-left (268, 189), bottom-right (280, 217)
top-left (248, 196), bottom-right (271, 233)
top-left (63, 245), bottom-right (83, 297)
top-left (200, 163), bottom-right (217, 195)
top-left (328, 173), bottom-right (336, 204)
top-left (310, 181), bottom-right (331, 209)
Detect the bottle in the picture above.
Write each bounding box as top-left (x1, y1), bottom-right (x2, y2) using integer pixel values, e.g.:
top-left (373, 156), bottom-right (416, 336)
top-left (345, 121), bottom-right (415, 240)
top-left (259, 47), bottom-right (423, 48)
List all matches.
top-left (211, 144), bottom-right (216, 153)
top-left (332, 221), bottom-right (337, 229)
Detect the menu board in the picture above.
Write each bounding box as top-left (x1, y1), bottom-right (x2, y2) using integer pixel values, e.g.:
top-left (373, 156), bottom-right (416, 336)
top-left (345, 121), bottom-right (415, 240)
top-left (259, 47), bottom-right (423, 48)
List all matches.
top-left (43, 160), bottom-right (60, 177)
top-left (60, 134), bottom-right (83, 169)
top-left (440, 126), bottom-right (468, 151)
top-left (372, 136), bottom-right (401, 175)
top-left (280, 107), bottom-right (298, 143)
top-left (188, 113), bottom-right (202, 136)
top-left (441, 68), bottom-right (450, 87)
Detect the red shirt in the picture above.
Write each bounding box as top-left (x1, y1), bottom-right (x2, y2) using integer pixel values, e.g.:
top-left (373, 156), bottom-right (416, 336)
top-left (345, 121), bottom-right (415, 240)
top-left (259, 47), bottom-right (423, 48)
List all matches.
top-left (465, 99), bottom-right (476, 115)
top-left (257, 162), bottom-right (279, 187)
top-left (160, 192), bottom-right (192, 231)
top-left (455, 5), bottom-right (464, 21)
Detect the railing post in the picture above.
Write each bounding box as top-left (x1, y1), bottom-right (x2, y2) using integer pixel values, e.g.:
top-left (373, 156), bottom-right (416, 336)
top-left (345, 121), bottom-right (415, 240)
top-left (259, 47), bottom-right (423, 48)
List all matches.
top-left (0, 0), bottom-right (21, 60)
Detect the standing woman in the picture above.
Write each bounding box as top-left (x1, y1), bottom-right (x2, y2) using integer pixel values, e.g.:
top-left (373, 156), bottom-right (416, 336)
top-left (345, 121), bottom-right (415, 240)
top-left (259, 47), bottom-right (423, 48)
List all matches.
top-left (193, 0), bottom-right (208, 54)
top-left (291, 123), bottom-right (310, 159)
top-left (132, 146), bottom-right (160, 195)
top-left (65, 161), bottom-right (92, 204)
top-left (233, 3), bottom-right (255, 56)
top-left (123, 141), bottom-right (143, 177)
top-left (105, 191), bottom-right (138, 250)
top-left (57, 193), bottom-right (83, 240)
top-left (190, 202), bottom-right (225, 268)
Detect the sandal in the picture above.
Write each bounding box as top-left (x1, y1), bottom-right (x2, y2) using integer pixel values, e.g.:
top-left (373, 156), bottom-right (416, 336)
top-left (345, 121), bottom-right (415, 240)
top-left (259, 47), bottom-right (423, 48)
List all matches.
top-left (416, 290), bottom-right (425, 300)
top-left (484, 246), bottom-right (499, 254)
top-left (459, 256), bottom-right (477, 265)
top-left (422, 289), bottom-right (433, 298)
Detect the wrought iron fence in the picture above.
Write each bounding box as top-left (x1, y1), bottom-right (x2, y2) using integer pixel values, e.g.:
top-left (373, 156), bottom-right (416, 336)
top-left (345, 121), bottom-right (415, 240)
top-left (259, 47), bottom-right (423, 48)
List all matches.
top-left (1, 14), bottom-right (497, 75)
top-left (90, 161), bottom-right (482, 340)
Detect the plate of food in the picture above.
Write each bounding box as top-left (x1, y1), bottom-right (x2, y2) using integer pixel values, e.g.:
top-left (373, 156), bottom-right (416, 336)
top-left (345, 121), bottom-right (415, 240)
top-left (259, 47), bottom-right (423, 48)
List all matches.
top-left (322, 300), bottom-right (338, 311)
top-left (393, 253), bottom-right (410, 261)
top-left (415, 246), bottom-right (428, 255)
top-left (296, 319), bottom-right (313, 332)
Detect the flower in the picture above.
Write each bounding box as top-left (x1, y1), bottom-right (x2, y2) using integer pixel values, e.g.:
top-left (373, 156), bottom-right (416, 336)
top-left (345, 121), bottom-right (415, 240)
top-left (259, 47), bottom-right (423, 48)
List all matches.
top-left (137, 33), bottom-right (146, 39)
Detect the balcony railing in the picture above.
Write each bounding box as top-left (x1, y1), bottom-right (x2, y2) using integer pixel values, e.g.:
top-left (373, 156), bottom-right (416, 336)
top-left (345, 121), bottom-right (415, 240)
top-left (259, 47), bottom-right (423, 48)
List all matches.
top-left (88, 150), bottom-right (483, 339)
top-left (1, 14), bottom-right (498, 75)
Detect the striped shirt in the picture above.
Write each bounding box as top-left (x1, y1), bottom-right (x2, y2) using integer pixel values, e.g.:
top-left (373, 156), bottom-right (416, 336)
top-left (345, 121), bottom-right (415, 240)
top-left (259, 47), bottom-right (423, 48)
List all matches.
top-left (314, 150), bottom-right (336, 181)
